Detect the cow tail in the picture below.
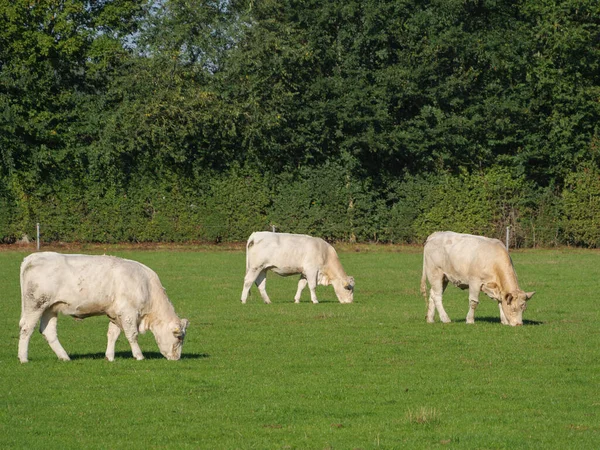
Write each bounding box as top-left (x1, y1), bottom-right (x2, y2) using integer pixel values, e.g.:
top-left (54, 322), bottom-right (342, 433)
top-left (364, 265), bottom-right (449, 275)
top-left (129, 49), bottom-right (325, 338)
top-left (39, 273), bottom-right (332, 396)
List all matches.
top-left (19, 256), bottom-right (30, 316)
top-left (420, 257), bottom-right (428, 303)
top-left (246, 233), bottom-right (255, 272)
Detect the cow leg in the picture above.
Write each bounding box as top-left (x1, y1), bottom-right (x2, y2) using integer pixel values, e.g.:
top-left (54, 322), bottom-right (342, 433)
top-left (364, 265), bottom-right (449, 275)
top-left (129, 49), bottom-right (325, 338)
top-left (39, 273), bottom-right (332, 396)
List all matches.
top-left (294, 277), bottom-right (308, 303)
top-left (428, 274), bottom-right (450, 323)
top-left (121, 316), bottom-right (144, 360)
top-left (426, 289), bottom-right (436, 323)
top-left (39, 309), bottom-right (70, 361)
top-left (498, 303), bottom-right (509, 325)
top-left (305, 270), bottom-right (319, 304)
top-left (466, 284), bottom-right (480, 324)
top-left (105, 321), bottom-right (121, 362)
top-left (255, 270), bottom-right (272, 304)
top-left (241, 268), bottom-right (261, 304)
top-left (18, 310), bottom-right (44, 363)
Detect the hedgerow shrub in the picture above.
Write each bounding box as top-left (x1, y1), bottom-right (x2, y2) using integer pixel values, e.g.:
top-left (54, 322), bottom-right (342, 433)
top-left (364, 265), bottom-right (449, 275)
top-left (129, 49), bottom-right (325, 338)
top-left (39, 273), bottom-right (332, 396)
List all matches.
top-left (269, 162), bottom-right (379, 242)
top-left (376, 175), bottom-right (432, 244)
top-left (0, 182), bottom-right (16, 243)
top-left (562, 163), bottom-right (600, 247)
top-left (2, 163), bottom-right (599, 248)
top-left (411, 171), bottom-right (496, 241)
top-left (518, 184), bottom-right (563, 247)
top-left (198, 168), bottom-right (272, 242)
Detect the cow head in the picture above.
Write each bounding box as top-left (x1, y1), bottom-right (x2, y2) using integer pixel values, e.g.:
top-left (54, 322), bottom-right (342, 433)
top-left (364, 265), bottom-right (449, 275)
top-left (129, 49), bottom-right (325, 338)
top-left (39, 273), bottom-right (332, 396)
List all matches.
top-left (153, 318), bottom-right (190, 360)
top-left (499, 290), bottom-right (535, 326)
top-left (332, 276), bottom-right (355, 304)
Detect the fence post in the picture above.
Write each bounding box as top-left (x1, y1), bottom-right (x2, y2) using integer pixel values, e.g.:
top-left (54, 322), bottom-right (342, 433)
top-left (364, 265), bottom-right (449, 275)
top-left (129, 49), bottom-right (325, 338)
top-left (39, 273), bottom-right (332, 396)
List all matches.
top-left (505, 226), bottom-right (510, 251)
top-left (36, 223), bottom-right (40, 251)
top-left (271, 225), bottom-right (276, 233)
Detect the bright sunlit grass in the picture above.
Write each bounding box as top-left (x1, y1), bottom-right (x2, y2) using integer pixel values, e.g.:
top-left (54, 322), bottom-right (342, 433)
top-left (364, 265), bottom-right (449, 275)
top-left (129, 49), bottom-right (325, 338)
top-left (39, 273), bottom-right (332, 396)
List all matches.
top-left (0, 246), bottom-right (598, 448)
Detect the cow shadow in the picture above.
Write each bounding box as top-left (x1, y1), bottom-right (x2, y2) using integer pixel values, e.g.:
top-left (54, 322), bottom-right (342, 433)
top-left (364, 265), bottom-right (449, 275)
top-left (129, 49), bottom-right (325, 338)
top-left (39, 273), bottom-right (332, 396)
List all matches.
top-left (475, 316), bottom-right (544, 326)
top-left (70, 351), bottom-right (210, 361)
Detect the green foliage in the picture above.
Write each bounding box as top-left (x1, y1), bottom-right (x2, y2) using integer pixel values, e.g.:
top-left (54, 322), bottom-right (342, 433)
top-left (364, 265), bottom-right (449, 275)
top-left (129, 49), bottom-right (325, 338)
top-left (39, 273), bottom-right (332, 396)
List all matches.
top-left (198, 168), bottom-right (272, 243)
top-left (1, 0), bottom-right (600, 246)
top-left (561, 163), bottom-right (600, 247)
top-left (269, 163), bottom-right (354, 241)
top-left (378, 175), bottom-right (433, 244)
top-left (412, 171), bottom-right (495, 241)
top-left (518, 185), bottom-right (563, 248)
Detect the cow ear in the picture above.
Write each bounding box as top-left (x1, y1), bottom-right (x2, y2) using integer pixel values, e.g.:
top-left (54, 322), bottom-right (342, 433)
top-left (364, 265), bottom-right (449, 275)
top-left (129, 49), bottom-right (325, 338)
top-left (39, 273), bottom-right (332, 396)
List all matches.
top-left (344, 277), bottom-right (354, 290)
top-left (504, 293), bottom-right (513, 305)
top-left (181, 318), bottom-right (190, 331)
top-left (318, 273), bottom-right (330, 286)
top-left (482, 281), bottom-right (500, 298)
top-left (173, 320), bottom-right (189, 338)
top-left (525, 292), bottom-right (535, 300)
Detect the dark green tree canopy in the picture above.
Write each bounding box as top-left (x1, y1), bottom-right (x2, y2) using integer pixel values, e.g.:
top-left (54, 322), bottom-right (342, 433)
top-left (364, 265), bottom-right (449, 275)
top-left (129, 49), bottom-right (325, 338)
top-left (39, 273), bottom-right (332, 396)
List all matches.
top-left (1, 0), bottom-right (599, 245)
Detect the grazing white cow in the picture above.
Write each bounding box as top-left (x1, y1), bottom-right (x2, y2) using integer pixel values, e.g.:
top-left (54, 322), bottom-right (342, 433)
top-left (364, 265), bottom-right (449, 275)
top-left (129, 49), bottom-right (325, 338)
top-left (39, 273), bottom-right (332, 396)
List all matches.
top-left (241, 232), bottom-right (355, 304)
top-left (420, 231), bottom-right (535, 326)
top-left (18, 252), bottom-right (189, 363)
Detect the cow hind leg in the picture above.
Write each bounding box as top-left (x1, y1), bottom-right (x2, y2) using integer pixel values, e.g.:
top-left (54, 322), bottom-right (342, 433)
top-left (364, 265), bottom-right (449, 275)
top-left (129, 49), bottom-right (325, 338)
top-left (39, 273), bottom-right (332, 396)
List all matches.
top-left (241, 268), bottom-right (261, 304)
top-left (39, 310), bottom-right (70, 361)
top-left (18, 310), bottom-right (44, 363)
top-left (426, 294), bottom-right (436, 323)
top-left (255, 270), bottom-right (272, 304)
top-left (427, 274), bottom-right (450, 323)
top-left (304, 270), bottom-right (319, 304)
top-left (294, 277), bottom-right (308, 303)
top-left (105, 321), bottom-right (121, 362)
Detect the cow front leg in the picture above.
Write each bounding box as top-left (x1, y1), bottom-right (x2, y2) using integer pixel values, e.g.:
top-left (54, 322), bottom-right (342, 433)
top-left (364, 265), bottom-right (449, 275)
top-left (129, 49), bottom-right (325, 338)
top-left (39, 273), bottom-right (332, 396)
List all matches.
top-left (39, 310), bottom-right (70, 361)
top-left (465, 285), bottom-right (481, 324)
top-left (18, 310), bottom-right (44, 363)
top-left (121, 317), bottom-right (144, 360)
top-left (105, 321), bottom-right (121, 362)
top-left (255, 270), bottom-right (272, 304)
top-left (294, 277), bottom-right (308, 303)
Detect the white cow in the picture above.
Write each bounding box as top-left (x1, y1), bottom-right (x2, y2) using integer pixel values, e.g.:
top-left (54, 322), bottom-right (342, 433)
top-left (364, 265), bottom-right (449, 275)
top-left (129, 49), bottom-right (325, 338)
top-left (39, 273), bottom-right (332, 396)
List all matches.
top-left (18, 252), bottom-right (189, 363)
top-left (421, 231), bottom-right (535, 326)
top-left (241, 232), bottom-right (355, 304)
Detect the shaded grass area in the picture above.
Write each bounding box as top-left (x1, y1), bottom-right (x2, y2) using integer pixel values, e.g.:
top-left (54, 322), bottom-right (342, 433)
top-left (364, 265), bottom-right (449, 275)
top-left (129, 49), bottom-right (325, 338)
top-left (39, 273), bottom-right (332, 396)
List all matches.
top-left (0, 248), bottom-right (599, 448)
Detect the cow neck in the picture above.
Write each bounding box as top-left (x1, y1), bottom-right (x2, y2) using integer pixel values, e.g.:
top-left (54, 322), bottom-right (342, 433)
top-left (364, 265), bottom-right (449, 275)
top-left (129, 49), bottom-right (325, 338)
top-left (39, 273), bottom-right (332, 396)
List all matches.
top-left (496, 256), bottom-right (520, 294)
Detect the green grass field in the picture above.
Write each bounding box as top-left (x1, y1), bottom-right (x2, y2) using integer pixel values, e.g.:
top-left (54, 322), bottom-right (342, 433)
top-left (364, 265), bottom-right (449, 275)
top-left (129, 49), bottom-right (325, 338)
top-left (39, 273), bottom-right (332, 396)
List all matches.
top-left (0, 246), bottom-right (598, 449)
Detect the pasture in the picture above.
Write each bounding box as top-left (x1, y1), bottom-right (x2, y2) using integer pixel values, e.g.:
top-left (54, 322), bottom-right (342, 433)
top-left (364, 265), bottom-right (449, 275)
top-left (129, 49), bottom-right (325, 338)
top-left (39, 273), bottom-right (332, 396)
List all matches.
top-left (0, 246), bottom-right (598, 449)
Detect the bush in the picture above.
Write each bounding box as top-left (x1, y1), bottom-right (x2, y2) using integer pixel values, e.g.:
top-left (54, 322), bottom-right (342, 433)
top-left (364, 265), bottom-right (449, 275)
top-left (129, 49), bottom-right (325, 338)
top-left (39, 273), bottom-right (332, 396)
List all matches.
top-left (561, 163), bottom-right (600, 247)
top-left (411, 171), bottom-right (495, 242)
top-left (377, 175), bottom-right (433, 244)
top-left (198, 168), bottom-right (272, 243)
top-left (269, 162), bottom-right (379, 242)
top-left (518, 184), bottom-right (563, 248)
